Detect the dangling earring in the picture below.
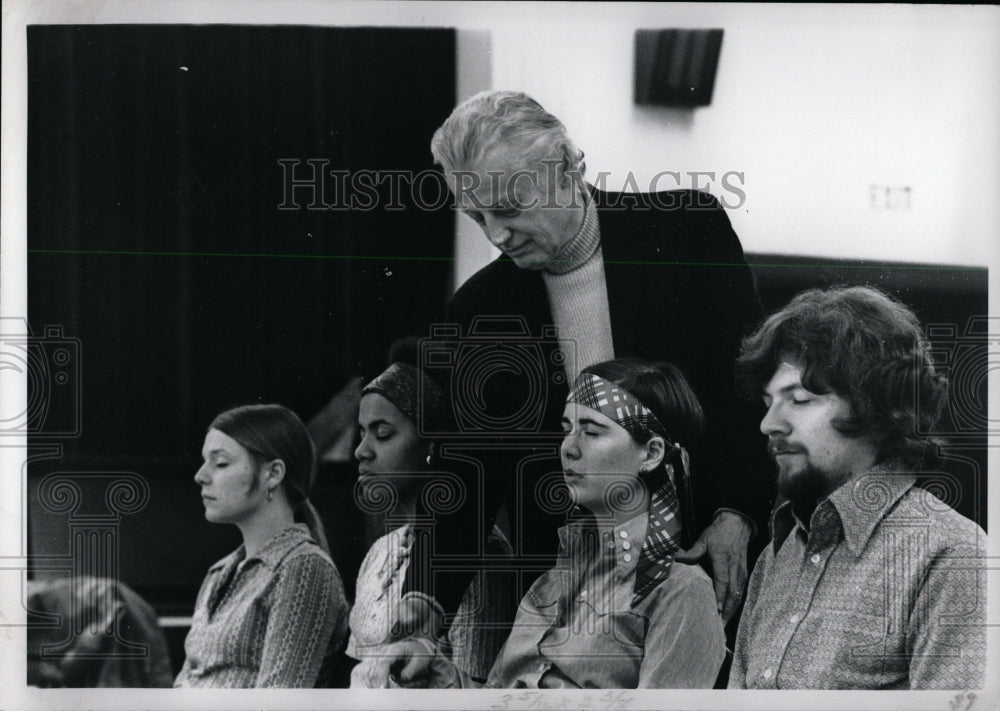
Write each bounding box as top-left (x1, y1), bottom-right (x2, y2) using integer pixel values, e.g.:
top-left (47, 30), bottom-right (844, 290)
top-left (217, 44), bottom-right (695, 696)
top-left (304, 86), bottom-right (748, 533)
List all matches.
top-left (267, 487), bottom-right (274, 502)
top-left (425, 454), bottom-right (432, 466)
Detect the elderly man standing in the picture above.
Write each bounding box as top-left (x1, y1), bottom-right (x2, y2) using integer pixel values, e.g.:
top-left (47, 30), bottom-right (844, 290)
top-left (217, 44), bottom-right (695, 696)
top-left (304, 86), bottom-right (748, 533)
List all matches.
top-left (729, 285), bottom-right (986, 689)
top-left (398, 91), bottom-right (774, 651)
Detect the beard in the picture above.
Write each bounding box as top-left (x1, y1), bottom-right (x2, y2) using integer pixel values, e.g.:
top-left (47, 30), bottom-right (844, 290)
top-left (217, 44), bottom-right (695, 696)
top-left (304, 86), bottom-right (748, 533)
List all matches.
top-left (778, 462), bottom-right (828, 508)
top-left (773, 447), bottom-right (852, 524)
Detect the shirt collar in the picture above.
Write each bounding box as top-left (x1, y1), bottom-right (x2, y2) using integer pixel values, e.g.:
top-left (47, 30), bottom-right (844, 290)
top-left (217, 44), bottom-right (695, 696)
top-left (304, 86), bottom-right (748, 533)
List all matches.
top-left (543, 185), bottom-right (600, 274)
top-left (613, 510), bottom-right (647, 579)
top-left (207, 523), bottom-right (313, 573)
top-left (828, 461), bottom-right (916, 556)
top-left (770, 460), bottom-right (916, 557)
top-left (556, 510), bottom-right (647, 578)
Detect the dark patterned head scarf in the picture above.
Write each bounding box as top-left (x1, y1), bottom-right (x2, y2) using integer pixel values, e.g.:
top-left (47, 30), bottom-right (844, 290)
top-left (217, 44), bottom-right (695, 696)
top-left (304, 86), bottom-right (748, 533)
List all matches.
top-left (362, 362), bottom-right (446, 432)
top-left (566, 372), bottom-right (692, 607)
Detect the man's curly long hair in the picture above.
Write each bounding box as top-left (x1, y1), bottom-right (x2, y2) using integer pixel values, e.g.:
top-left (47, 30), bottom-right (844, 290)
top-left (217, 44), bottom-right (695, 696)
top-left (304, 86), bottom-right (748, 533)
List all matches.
top-left (735, 285), bottom-right (948, 467)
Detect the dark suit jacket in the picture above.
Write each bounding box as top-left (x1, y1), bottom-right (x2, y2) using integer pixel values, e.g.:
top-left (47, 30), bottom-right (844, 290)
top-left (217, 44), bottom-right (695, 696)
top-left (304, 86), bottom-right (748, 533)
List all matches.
top-left (408, 188), bottom-right (776, 612)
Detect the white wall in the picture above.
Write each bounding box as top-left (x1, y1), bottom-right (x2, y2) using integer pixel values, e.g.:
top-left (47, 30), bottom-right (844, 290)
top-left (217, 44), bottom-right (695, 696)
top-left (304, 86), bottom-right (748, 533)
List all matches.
top-left (13, 2), bottom-right (995, 283)
top-left (451, 4), bottom-right (1000, 287)
top-left (453, 30), bottom-right (502, 294)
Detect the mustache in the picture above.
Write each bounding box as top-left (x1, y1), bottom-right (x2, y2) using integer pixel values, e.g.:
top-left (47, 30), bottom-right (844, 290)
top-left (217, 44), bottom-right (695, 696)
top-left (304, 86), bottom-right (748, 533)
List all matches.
top-left (767, 438), bottom-right (806, 458)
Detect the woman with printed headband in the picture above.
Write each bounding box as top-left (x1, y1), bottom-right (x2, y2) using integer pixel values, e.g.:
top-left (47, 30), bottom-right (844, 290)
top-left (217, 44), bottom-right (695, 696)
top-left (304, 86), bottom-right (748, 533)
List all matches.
top-left (377, 357), bottom-right (726, 689)
top-left (347, 358), bottom-right (519, 687)
top-left (175, 404), bottom-right (350, 688)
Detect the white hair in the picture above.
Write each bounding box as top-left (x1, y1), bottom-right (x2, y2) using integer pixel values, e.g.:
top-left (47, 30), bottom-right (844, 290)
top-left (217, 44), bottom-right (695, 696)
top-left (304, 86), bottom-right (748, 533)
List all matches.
top-left (430, 90), bottom-right (585, 177)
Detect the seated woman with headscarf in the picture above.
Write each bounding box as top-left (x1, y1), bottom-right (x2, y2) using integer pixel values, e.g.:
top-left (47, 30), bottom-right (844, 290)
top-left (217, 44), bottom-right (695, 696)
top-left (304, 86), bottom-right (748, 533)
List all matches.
top-left (378, 357), bottom-right (726, 688)
top-left (347, 356), bottom-right (518, 686)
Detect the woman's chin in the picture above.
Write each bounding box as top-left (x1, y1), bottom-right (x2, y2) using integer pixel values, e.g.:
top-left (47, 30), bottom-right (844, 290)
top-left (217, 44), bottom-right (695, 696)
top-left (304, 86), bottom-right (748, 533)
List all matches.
top-left (566, 490), bottom-right (596, 512)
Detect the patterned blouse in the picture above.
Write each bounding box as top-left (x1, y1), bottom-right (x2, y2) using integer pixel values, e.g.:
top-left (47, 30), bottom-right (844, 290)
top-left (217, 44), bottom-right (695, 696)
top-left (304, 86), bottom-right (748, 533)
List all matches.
top-left (346, 523), bottom-right (517, 686)
top-left (174, 524), bottom-right (350, 688)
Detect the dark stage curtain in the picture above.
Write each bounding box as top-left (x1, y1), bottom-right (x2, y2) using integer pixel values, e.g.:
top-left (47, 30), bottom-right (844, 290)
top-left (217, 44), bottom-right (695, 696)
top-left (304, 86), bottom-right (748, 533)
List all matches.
top-left (27, 25), bottom-right (456, 609)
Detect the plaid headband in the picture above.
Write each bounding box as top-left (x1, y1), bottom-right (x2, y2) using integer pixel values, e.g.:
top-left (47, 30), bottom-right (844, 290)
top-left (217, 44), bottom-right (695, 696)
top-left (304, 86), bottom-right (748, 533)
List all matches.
top-left (362, 362), bottom-right (445, 429)
top-left (565, 373), bottom-right (667, 441)
top-left (566, 371), bottom-right (691, 607)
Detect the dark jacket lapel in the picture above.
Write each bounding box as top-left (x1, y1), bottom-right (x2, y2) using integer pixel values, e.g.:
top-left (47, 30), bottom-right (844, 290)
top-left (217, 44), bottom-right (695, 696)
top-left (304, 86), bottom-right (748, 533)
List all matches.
top-left (591, 187), bottom-right (651, 356)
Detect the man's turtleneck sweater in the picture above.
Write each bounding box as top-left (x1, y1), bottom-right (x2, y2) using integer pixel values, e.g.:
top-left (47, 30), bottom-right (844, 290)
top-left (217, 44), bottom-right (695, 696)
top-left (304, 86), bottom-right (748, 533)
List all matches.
top-left (540, 190), bottom-right (614, 381)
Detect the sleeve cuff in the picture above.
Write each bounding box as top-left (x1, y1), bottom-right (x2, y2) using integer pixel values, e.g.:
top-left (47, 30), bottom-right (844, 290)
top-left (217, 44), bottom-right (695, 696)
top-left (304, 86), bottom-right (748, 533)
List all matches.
top-left (401, 591), bottom-right (446, 620)
top-left (400, 591), bottom-right (447, 638)
top-left (409, 634), bottom-right (440, 656)
top-left (713, 508), bottom-right (758, 541)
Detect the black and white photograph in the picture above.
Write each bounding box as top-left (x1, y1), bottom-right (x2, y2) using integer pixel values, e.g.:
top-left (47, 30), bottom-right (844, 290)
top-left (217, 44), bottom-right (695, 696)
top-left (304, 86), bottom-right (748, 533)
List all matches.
top-left (1, 1), bottom-right (997, 709)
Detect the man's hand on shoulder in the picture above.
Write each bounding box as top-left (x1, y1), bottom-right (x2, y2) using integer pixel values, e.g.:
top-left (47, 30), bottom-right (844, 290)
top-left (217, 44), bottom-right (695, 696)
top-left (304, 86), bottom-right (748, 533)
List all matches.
top-left (676, 510), bottom-right (753, 623)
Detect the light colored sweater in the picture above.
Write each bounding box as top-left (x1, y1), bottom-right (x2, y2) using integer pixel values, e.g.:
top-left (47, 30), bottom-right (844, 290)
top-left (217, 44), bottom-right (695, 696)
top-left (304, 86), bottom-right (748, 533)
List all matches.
top-left (541, 190), bottom-right (614, 381)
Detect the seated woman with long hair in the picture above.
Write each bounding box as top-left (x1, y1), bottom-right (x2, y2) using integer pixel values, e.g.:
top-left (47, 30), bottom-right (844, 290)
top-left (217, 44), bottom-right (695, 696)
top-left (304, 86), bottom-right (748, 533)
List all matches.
top-left (174, 404), bottom-right (350, 688)
top-left (379, 357), bottom-right (726, 688)
top-left (347, 358), bottom-right (518, 687)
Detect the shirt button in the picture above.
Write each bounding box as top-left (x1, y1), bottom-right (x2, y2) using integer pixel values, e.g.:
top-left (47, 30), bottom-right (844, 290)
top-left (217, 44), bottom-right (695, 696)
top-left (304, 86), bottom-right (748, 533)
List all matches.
top-left (622, 541), bottom-right (631, 550)
top-left (619, 531), bottom-right (628, 539)
top-left (623, 553), bottom-right (632, 563)
top-left (810, 554), bottom-right (821, 565)
top-left (762, 668), bottom-right (773, 680)
top-left (789, 614), bottom-right (800, 624)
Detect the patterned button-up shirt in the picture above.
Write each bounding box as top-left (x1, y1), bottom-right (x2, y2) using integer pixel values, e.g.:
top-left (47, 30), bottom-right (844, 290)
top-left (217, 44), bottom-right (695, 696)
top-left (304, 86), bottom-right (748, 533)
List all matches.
top-left (175, 524), bottom-right (349, 688)
top-left (730, 461), bottom-right (986, 689)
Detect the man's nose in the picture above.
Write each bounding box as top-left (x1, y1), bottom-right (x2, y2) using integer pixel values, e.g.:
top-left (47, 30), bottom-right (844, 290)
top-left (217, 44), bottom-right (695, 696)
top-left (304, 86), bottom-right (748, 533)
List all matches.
top-left (759, 401), bottom-right (787, 436)
top-left (481, 215), bottom-right (510, 247)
